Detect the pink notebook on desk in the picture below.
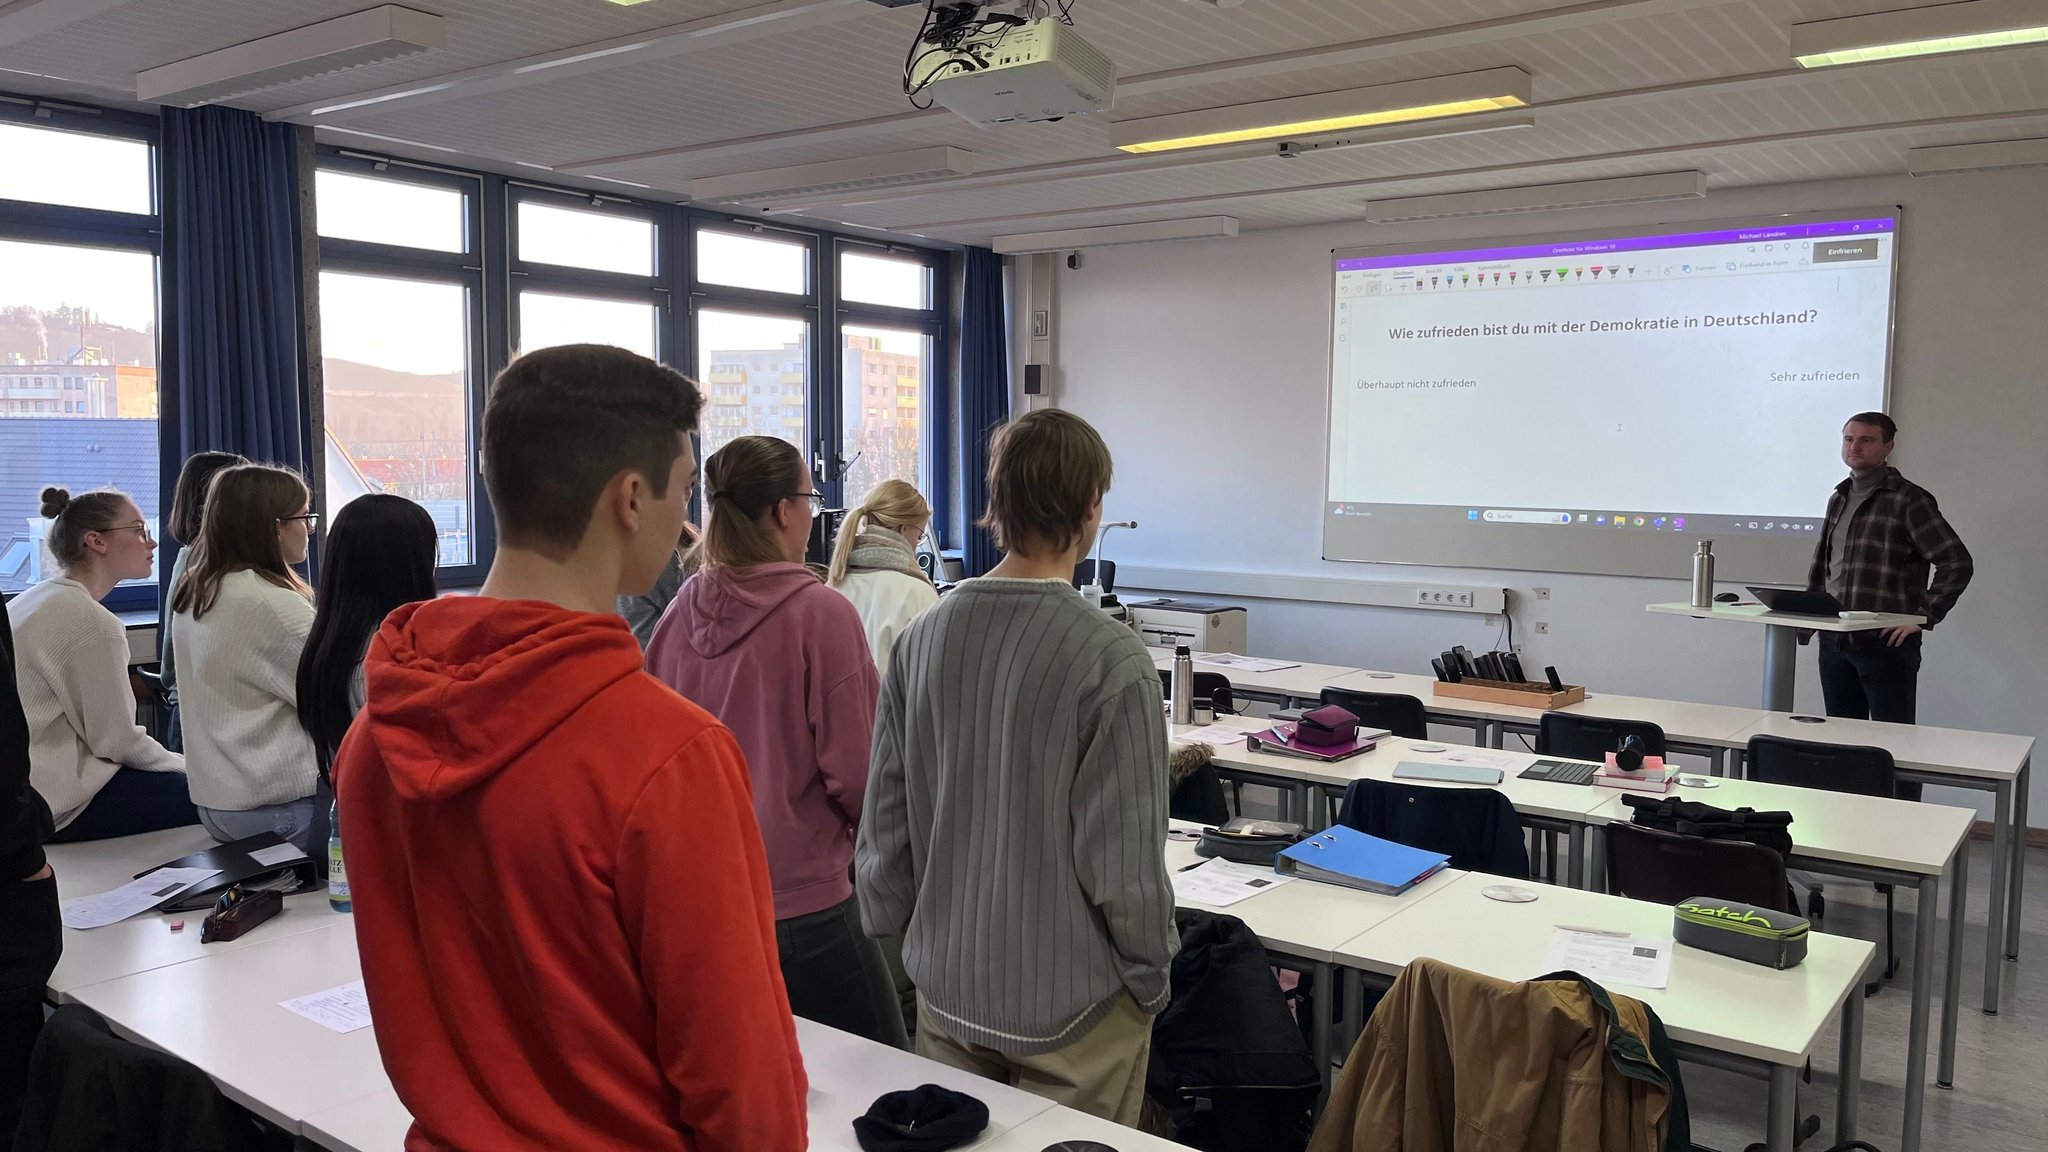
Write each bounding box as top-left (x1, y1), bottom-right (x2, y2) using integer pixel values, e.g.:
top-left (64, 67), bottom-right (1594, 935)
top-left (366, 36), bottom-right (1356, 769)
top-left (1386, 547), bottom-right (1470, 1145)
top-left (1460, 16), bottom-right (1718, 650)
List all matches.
top-left (1246, 726), bottom-right (1379, 763)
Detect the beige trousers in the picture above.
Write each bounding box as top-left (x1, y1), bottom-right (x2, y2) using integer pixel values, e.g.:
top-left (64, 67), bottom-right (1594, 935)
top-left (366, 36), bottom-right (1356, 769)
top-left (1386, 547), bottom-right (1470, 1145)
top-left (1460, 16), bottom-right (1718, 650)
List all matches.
top-left (914, 993), bottom-right (1153, 1126)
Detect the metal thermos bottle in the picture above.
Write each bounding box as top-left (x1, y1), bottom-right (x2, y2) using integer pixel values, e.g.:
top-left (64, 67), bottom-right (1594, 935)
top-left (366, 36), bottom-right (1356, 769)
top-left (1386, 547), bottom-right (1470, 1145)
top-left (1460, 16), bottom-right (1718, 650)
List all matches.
top-left (1690, 540), bottom-right (1717, 609)
top-left (1170, 646), bottom-right (1194, 725)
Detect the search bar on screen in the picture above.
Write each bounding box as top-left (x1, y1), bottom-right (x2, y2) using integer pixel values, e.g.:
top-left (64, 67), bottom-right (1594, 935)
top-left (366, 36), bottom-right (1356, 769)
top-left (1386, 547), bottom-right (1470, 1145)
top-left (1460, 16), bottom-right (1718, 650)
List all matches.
top-left (1482, 509), bottom-right (1573, 525)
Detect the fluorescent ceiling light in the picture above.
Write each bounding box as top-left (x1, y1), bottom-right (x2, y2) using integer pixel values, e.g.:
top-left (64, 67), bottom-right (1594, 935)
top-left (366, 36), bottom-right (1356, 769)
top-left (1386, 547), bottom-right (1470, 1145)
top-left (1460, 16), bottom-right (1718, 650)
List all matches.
top-left (1111, 67), bottom-right (1531, 155)
top-left (690, 148), bottom-right (979, 205)
top-left (993, 217), bottom-right (1239, 254)
top-left (1791, 0), bottom-right (2048, 68)
top-left (1363, 172), bottom-right (1706, 223)
top-left (1908, 136), bottom-right (2048, 174)
top-left (137, 5), bottom-right (445, 107)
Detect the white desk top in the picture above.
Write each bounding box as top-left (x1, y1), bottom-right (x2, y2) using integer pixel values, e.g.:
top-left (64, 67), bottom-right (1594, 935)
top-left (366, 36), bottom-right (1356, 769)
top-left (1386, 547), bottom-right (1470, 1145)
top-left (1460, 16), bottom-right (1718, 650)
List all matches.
top-left (1149, 646), bottom-right (1361, 702)
top-left (1646, 601), bottom-right (1923, 632)
top-left (1588, 777), bottom-right (1974, 876)
top-left (1167, 819), bottom-right (1462, 962)
top-left (45, 826), bottom-right (342, 1001)
top-left (299, 1020), bottom-right (1063, 1152)
top-left (1735, 712), bottom-right (2033, 782)
top-left (795, 1018), bottom-right (1055, 1150)
top-left (1188, 722), bottom-right (1620, 825)
top-left (991, 1105), bottom-right (1197, 1150)
top-left (302, 1087), bottom-right (409, 1152)
top-left (1332, 872), bottom-right (1874, 1067)
top-left (69, 918), bottom-right (382, 1132)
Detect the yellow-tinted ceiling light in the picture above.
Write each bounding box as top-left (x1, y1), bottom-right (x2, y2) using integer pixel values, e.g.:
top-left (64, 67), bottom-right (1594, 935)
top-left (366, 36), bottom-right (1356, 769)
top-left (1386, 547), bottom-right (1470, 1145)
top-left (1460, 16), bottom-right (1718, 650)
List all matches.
top-left (1792, 0), bottom-right (2048, 68)
top-left (1110, 67), bottom-right (1533, 155)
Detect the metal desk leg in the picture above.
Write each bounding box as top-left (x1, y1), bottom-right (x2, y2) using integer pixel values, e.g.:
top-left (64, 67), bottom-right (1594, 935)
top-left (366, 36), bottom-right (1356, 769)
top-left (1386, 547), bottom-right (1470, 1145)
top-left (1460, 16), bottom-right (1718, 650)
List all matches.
top-left (2008, 757), bottom-right (2029, 962)
top-left (1902, 873), bottom-right (1938, 1152)
top-left (1567, 825), bottom-right (1586, 889)
top-left (1766, 1063), bottom-right (1798, 1152)
top-left (1340, 968), bottom-right (1364, 1060)
top-left (1589, 826), bottom-right (1607, 893)
top-left (1984, 780), bottom-right (2012, 1015)
top-left (1940, 841), bottom-right (1968, 1088)
top-left (1761, 624), bottom-right (1798, 712)
top-left (1312, 960), bottom-right (1335, 1102)
top-left (1838, 963), bottom-right (1865, 1144)
top-left (1711, 747), bottom-right (1729, 778)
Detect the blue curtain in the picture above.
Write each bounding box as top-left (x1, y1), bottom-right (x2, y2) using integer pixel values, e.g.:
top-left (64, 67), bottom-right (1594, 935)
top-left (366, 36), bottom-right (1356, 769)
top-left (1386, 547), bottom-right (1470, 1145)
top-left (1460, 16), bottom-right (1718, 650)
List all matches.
top-left (959, 246), bottom-right (1009, 576)
top-left (158, 106), bottom-right (309, 598)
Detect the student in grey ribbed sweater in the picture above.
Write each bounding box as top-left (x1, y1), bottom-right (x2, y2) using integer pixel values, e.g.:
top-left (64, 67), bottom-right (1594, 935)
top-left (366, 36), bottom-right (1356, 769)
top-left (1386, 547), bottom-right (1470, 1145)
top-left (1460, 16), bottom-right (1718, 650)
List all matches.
top-left (856, 409), bottom-right (1176, 1125)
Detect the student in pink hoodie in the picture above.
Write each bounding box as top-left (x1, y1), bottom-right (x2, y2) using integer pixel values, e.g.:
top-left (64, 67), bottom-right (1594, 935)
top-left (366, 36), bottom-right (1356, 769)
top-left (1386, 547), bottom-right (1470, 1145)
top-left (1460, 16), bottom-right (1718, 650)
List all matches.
top-left (645, 435), bottom-right (904, 1049)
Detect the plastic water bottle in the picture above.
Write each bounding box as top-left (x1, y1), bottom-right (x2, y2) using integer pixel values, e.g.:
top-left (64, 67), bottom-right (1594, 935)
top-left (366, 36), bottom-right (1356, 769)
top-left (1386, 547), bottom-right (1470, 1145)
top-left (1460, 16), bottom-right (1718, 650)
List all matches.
top-left (1170, 646), bottom-right (1194, 726)
top-left (327, 798), bottom-right (351, 913)
top-left (1690, 539), bottom-right (1717, 610)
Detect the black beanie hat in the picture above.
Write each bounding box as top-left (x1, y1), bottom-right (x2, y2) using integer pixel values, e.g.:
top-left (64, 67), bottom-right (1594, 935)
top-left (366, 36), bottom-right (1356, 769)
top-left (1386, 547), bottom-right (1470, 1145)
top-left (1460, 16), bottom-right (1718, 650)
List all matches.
top-left (852, 1084), bottom-right (991, 1152)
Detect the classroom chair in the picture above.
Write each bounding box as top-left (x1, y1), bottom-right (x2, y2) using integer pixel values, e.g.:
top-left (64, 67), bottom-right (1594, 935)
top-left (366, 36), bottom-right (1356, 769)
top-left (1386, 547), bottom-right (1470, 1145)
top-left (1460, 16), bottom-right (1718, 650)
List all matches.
top-left (1746, 734), bottom-right (1904, 995)
top-left (1604, 822), bottom-right (1797, 913)
top-left (1073, 557), bottom-right (1116, 592)
top-left (1536, 712), bottom-right (1668, 761)
top-left (1318, 687), bottom-right (1429, 740)
top-left (1336, 778), bottom-right (1529, 877)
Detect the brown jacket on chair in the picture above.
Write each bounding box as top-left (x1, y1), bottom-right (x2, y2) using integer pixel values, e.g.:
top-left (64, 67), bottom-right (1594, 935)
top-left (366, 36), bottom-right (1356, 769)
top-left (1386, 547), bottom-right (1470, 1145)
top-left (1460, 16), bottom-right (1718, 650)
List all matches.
top-left (1309, 957), bottom-right (1681, 1152)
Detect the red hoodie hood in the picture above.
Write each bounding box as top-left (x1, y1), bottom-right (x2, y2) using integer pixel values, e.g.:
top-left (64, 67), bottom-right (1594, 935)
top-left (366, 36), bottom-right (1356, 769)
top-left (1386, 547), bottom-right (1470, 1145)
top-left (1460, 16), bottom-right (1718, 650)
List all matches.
top-left (359, 597), bottom-right (646, 803)
top-left (669, 563), bottom-right (821, 659)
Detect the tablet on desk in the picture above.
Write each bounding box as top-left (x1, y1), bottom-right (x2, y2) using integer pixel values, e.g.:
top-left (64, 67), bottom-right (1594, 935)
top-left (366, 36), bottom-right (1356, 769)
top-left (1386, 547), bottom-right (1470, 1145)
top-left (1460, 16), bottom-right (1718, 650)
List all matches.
top-left (1746, 587), bottom-right (1842, 616)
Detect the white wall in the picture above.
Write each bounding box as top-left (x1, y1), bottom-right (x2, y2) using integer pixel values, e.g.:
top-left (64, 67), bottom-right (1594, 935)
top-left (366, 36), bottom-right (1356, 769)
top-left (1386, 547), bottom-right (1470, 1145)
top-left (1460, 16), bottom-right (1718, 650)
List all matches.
top-left (1047, 170), bottom-right (2048, 826)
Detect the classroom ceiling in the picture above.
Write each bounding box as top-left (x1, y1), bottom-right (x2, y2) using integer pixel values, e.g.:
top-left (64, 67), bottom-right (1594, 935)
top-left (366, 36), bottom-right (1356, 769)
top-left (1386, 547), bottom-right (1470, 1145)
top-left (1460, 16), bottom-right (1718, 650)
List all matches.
top-left (4, 0), bottom-right (2047, 246)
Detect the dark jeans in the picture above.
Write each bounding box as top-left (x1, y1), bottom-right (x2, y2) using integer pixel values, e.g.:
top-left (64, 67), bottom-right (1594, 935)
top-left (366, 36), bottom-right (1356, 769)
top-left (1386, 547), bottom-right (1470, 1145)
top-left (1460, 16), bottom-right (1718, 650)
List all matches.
top-left (776, 897), bottom-right (908, 1050)
top-left (47, 768), bottom-right (200, 844)
top-left (1820, 631), bottom-right (1924, 801)
top-left (0, 872), bottom-right (61, 1151)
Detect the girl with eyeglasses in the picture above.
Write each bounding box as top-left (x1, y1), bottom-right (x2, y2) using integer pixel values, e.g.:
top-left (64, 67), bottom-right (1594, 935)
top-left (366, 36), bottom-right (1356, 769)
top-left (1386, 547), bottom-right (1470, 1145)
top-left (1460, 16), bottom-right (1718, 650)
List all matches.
top-left (170, 463), bottom-right (326, 855)
top-left (645, 435), bottom-right (906, 1049)
top-left (6, 486), bottom-right (194, 842)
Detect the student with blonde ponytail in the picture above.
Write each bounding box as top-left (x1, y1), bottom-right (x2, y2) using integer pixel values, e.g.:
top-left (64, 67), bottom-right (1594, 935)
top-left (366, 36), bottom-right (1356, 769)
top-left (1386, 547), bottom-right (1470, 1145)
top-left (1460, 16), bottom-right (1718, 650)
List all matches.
top-left (646, 435), bottom-right (905, 1049)
top-left (827, 479), bottom-right (937, 676)
top-left (8, 486), bottom-right (193, 841)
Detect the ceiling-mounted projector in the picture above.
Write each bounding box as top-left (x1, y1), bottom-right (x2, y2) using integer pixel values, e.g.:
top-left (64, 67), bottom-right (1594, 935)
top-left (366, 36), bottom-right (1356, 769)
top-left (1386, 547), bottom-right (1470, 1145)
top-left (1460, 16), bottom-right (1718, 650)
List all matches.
top-left (913, 17), bottom-right (1116, 125)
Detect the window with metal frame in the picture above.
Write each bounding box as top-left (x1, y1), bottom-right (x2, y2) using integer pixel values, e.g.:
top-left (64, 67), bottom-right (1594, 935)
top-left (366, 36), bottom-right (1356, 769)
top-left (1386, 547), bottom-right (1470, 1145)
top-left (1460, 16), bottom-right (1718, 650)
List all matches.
top-left (0, 101), bottom-right (161, 610)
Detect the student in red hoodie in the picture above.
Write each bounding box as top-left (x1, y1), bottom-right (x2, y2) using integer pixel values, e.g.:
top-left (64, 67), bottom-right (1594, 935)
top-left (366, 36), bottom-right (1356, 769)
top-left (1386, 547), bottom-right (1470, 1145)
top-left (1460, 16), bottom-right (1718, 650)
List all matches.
top-left (333, 345), bottom-right (807, 1152)
top-left (646, 435), bottom-right (905, 1049)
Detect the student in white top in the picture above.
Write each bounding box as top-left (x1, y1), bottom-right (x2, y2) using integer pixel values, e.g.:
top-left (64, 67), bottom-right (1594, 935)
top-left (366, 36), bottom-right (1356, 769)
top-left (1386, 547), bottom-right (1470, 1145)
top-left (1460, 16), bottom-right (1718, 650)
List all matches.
top-left (826, 480), bottom-right (938, 676)
top-left (7, 487), bottom-right (194, 842)
top-left (170, 464), bottom-right (324, 855)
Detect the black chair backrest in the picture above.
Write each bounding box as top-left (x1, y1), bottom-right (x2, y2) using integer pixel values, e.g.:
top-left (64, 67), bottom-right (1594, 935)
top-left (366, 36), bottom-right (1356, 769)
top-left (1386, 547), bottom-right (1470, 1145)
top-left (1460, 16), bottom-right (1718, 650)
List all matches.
top-left (1319, 687), bottom-right (1429, 740)
top-left (1745, 734), bottom-right (1897, 799)
top-left (1605, 822), bottom-right (1796, 913)
top-left (1170, 760), bottom-right (1232, 826)
top-left (1538, 713), bottom-right (1668, 761)
top-left (1074, 558), bottom-right (1117, 593)
top-left (1160, 668), bottom-right (1235, 715)
top-left (1337, 779), bottom-right (1528, 877)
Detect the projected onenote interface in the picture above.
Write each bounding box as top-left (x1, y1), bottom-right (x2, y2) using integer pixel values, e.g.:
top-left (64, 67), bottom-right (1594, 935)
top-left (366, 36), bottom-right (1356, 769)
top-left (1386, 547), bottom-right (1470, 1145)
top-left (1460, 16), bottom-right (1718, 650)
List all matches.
top-left (1325, 213), bottom-right (1896, 576)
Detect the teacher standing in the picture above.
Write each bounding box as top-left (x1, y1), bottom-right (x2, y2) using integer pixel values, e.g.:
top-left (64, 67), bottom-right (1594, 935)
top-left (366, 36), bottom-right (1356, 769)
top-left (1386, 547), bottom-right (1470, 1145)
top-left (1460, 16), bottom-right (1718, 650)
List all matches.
top-left (1807, 411), bottom-right (1973, 740)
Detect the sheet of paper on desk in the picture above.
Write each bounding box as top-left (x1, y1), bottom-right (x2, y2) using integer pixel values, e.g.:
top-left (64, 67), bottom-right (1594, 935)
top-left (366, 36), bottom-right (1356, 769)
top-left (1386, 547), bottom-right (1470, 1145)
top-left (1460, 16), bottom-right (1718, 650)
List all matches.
top-left (280, 980), bottom-right (374, 1034)
top-left (1172, 859), bottom-right (1296, 908)
top-left (1175, 727), bottom-right (1254, 749)
top-left (1438, 749), bottom-right (1530, 770)
top-left (1543, 928), bottom-right (1674, 990)
top-left (248, 843), bottom-right (309, 868)
top-left (60, 867), bottom-right (222, 930)
top-left (1195, 653), bottom-right (1301, 673)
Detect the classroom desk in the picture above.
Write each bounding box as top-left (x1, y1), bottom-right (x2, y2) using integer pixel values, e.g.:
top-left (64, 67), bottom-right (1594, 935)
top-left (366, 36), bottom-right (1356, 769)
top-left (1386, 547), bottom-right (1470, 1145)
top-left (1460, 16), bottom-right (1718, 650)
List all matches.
top-left (1587, 775), bottom-right (1973, 1152)
top-left (297, 1022), bottom-right (1109, 1152)
top-left (1645, 601), bottom-right (1924, 712)
top-left (1147, 646), bottom-right (1362, 706)
top-left (43, 826), bottom-right (342, 1002)
top-left (1735, 710), bottom-right (2035, 1016)
top-left (68, 918), bottom-right (381, 1132)
top-left (992, 1105), bottom-right (1201, 1150)
top-left (1332, 872), bottom-right (1875, 1152)
top-left (1183, 721), bottom-right (1617, 883)
top-left (1166, 816), bottom-right (1461, 1091)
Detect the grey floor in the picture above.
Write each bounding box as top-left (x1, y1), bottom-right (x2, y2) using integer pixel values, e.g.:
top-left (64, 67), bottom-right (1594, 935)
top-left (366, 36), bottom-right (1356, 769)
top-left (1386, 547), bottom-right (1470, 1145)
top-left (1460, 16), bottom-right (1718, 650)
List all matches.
top-left (1232, 779), bottom-right (2046, 1150)
top-left (1684, 836), bottom-right (2048, 1152)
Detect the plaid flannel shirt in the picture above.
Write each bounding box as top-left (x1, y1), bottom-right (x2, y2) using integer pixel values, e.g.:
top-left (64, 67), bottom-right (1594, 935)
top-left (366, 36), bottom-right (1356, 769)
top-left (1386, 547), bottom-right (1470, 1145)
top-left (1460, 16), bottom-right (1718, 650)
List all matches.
top-left (1807, 466), bottom-right (1972, 628)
